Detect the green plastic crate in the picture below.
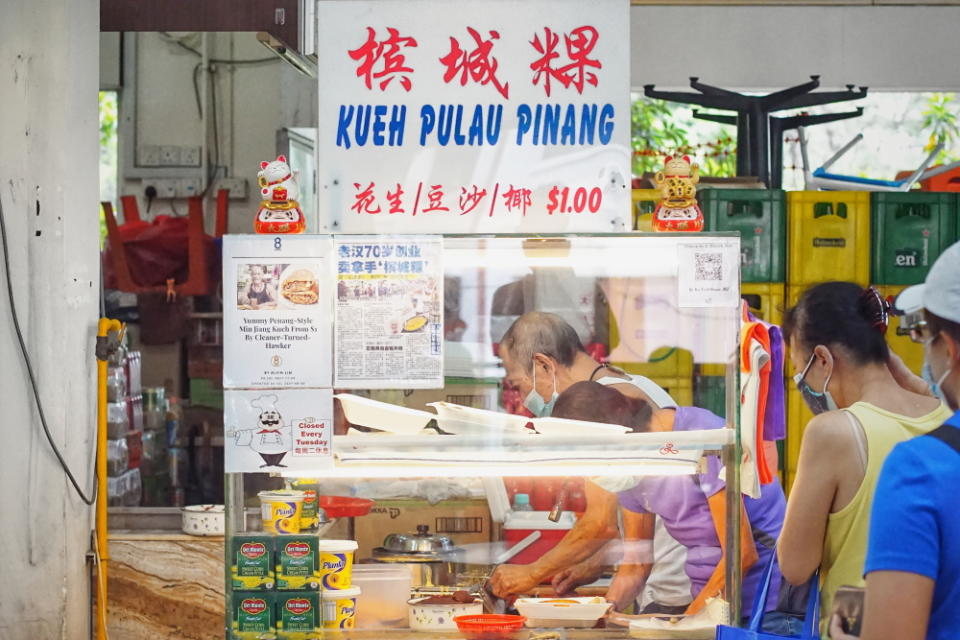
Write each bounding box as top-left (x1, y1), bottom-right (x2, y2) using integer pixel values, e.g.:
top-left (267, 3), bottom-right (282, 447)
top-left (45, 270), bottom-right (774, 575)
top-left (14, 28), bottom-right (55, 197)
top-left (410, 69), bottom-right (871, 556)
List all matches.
top-left (701, 188), bottom-right (786, 282)
top-left (189, 378), bottom-right (224, 410)
top-left (693, 374), bottom-right (726, 419)
top-left (871, 192), bottom-right (958, 285)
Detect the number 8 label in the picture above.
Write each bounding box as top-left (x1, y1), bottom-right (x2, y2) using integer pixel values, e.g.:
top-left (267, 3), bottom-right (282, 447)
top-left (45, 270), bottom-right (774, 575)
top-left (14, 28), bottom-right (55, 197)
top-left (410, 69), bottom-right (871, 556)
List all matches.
top-left (274, 237), bottom-right (282, 250)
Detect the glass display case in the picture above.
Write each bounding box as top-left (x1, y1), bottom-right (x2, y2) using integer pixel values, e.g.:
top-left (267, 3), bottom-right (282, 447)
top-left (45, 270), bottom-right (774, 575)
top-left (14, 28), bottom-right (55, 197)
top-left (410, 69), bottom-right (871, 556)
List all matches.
top-left (224, 232), bottom-right (746, 639)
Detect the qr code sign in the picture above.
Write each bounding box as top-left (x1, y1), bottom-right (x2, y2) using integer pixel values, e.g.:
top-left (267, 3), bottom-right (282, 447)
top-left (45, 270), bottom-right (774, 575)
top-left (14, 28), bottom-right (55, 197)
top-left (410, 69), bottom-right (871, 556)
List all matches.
top-left (694, 252), bottom-right (723, 281)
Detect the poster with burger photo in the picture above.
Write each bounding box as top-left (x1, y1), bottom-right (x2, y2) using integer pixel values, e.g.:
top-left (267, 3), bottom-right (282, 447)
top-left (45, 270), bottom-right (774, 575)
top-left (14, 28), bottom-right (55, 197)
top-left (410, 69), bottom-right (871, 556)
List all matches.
top-left (223, 236), bottom-right (332, 389)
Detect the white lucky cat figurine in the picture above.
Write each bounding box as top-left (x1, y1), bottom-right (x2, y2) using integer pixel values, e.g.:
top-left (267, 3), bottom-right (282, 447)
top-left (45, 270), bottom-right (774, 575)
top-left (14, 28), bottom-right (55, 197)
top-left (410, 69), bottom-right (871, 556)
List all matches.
top-left (255, 155), bottom-right (305, 234)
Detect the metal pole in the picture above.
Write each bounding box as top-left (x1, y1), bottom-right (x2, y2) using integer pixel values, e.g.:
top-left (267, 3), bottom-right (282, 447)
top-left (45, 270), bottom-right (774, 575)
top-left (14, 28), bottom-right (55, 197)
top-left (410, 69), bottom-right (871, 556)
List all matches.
top-left (224, 472), bottom-right (245, 637)
top-left (724, 347), bottom-right (743, 625)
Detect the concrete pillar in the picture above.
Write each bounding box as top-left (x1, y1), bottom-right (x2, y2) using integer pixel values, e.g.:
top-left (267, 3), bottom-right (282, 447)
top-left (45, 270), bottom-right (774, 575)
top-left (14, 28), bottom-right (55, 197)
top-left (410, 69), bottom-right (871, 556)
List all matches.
top-left (0, 0), bottom-right (99, 637)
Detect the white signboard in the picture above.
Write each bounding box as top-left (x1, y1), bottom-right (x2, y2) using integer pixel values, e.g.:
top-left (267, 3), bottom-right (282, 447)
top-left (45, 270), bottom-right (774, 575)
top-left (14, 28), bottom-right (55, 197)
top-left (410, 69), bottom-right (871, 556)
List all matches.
top-left (317, 0), bottom-right (630, 234)
top-left (223, 235), bottom-right (333, 388)
top-left (334, 236), bottom-right (444, 388)
top-left (225, 389), bottom-right (333, 473)
top-left (677, 238), bottom-right (741, 308)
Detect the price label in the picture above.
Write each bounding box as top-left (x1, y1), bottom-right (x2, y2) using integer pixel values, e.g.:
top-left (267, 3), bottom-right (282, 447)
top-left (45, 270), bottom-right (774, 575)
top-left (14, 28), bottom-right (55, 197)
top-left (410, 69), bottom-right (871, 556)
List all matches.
top-left (546, 186), bottom-right (603, 215)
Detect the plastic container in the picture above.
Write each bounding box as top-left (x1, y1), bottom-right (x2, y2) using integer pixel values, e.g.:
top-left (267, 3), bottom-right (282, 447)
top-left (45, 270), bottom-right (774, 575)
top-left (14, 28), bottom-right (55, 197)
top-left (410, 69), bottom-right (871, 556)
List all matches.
top-left (701, 188), bottom-right (787, 282)
top-left (512, 493), bottom-right (533, 511)
top-left (352, 564), bottom-right (411, 629)
top-left (514, 596), bottom-right (612, 628)
top-left (259, 490), bottom-right (306, 534)
top-left (871, 192), bottom-right (957, 285)
top-left (320, 587), bottom-right (361, 630)
top-left (787, 191), bottom-right (870, 286)
top-left (334, 393), bottom-right (434, 434)
top-left (317, 539), bottom-right (358, 590)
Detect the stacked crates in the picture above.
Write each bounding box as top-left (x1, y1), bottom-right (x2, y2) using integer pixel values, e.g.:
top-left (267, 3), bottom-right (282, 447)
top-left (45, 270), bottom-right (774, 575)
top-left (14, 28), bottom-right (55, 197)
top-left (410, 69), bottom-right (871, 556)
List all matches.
top-left (783, 191), bottom-right (871, 489)
top-left (872, 192), bottom-right (958, 376)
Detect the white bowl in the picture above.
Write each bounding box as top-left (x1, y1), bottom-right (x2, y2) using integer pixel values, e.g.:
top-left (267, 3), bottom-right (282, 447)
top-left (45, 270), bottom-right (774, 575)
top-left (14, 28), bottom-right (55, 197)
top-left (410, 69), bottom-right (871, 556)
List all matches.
top-left (335, 394), bottom-right (435, 435)
top-left (181, 504), bottom-right (224, 536)
top-left (531, 416), bottom-right (631, 436)
top-left (514, 597), bottom-right (611, 628)
top-left (427, 402), bottom-right (532, 436)
top-left (407, 596), bottom-right (482, 631)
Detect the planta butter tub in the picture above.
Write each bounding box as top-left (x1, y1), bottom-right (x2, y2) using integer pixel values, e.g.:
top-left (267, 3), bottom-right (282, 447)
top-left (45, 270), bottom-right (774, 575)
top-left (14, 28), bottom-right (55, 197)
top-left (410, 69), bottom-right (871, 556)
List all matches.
top-left (258, 490), bottom-right (306, 534)
top-left (317, 540), bottom-right (358, 590)
top-left (320, 587), bottom-right (361, 629)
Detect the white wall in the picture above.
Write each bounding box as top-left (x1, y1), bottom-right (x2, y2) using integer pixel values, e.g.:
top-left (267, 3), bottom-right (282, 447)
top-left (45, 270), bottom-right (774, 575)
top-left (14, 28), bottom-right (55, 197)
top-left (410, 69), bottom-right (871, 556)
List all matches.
top-left (632, 5), bottom-right (960, 90)
top-left (0, 0), bottom-right (99, 638)
top-left (119, 32), bottom-right (317, 233)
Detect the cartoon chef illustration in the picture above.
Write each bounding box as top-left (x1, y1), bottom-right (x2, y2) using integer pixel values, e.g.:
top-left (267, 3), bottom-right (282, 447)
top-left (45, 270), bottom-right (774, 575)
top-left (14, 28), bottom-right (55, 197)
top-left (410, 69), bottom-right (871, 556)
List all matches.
top-left (232, 394), bottom-right (292, 468)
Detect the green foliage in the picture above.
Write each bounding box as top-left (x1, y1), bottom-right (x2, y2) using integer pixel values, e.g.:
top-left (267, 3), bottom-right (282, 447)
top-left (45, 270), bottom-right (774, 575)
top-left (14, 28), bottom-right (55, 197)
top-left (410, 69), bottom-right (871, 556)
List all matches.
top-left (631, 97), bottom-right (737, 178)
top-left (99, 91), bottom-right (119, 246)
top-left (921, 93), bottom-right (960, 164)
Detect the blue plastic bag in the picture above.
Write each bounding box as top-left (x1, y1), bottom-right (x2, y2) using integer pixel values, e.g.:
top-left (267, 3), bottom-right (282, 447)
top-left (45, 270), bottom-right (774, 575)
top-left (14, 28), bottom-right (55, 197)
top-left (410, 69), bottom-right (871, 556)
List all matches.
top-left (715, 553), bottom-right (820, 640)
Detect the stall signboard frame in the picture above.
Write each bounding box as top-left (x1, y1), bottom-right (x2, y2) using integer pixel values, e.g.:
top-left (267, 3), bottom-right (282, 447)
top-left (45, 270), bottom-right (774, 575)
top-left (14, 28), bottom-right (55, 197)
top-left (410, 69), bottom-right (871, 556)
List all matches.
top-left (316, 0), bottom-right (631, 234)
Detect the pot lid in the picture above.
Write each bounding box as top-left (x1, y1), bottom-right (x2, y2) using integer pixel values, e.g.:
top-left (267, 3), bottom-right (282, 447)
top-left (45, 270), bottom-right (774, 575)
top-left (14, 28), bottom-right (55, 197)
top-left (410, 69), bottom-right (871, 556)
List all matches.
top-left (381, 524), bottom-right (455, 554)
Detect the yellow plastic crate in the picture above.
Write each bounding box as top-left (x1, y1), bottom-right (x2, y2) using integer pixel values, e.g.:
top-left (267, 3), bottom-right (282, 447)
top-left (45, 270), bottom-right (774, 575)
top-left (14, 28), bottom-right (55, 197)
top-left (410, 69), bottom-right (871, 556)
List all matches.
top-left (787, 191), bottom-right (871, 287)
top-left (613, 346), bottom-right (694, 406)
top-left (741, 282), bottom-right (786, 327)
top-left (876, 284), bottom-right (925, 374)
top-left (632, 189), bottom-right (660, 232)
top-left (785, 385), bottom-right (813, 494)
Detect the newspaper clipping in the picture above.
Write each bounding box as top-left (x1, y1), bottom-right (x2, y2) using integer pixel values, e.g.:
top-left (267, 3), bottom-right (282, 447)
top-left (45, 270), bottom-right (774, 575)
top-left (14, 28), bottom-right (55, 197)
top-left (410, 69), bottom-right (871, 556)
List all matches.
top-left (334, 236), bottom-right (443, 388)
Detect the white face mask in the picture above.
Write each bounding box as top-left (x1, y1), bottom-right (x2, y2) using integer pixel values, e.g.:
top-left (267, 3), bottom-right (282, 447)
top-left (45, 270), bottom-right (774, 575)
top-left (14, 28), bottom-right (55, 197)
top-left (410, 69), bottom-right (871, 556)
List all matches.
top-left (924, 333), bottom-right (955, 409)
top-left (523, 362), bottom-right (559, 417)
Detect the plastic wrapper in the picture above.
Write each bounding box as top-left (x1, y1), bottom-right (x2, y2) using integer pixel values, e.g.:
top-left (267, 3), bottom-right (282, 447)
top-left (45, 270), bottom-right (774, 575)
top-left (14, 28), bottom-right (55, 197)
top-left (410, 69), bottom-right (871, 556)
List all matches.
top-left (106, 366), bottom-right (127, 403)
top-left (128, 394), bottom-right (143, 433)
top-left (140, 429), bottom-right (167, 477)
top-left (124, 468), bottom-right (142, 506)
top-left (107, 469), bottom-right (143, 507)
top-left (106, 438), bottom-right (129, 477)
top-left (126, 350), bottom-right (142, 396)
top-left (106, 401), bottom-right (130, 439)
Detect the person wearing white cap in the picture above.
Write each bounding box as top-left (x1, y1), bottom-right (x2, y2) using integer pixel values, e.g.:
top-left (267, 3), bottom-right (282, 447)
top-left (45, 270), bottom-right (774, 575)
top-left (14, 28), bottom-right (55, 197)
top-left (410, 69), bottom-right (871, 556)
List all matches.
top-left (831, 241), bottom-right (960, 640)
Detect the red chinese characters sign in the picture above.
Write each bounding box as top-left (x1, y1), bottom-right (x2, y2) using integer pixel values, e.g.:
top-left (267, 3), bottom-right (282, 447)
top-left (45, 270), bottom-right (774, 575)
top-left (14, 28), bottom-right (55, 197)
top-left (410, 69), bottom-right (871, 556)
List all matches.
top-left (318, 0), bottom-right (629, 234)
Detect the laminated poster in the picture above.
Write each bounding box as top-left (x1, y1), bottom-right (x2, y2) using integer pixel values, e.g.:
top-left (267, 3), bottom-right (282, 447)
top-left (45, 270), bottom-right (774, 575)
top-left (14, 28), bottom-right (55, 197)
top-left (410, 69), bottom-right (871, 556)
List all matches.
top-left (676, 238), bottom-right (741, 308)
top-left (334, 236), bottom-right (444, 389)
top-left (225, 389), bottom-right (333, 473)
top-left (223, 235), bottom-right (332, 388)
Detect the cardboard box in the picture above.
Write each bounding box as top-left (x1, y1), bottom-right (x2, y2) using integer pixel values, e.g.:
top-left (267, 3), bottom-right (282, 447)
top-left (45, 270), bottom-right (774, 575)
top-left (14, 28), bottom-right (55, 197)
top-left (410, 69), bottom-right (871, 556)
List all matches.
top-left (354, 499), bottom-right (492, 560)
top-left (276, 591), bottom-right (321, 639)
top-left (230, 591), bottom-right (276, 639)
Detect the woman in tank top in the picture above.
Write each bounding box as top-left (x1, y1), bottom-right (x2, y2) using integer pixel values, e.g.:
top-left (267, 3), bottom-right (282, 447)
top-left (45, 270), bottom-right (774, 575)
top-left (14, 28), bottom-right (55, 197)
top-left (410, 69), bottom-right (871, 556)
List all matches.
top-left (777, 282), bottom-right (950, 638)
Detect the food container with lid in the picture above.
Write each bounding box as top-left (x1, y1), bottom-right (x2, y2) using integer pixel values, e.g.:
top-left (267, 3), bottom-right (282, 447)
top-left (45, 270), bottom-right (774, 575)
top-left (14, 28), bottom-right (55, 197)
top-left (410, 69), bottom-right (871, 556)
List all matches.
top-left (258, 490), bottom-right (306, 534)
top-left (181, 504), bottom-right (225, 536)
top-left (408, 594), bottom-right (483, 631)
top-left (513, 596), bottom-right (612, 628)
top-left (316, 539), bottom-right (358, 590)
top-left (371, 524), bottom-right (462, 587)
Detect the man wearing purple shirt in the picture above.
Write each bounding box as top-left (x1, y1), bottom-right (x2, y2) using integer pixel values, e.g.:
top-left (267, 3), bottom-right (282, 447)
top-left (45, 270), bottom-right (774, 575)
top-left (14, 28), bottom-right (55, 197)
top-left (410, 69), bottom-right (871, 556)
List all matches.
top-left (552, 382), bottom-right (787, 622)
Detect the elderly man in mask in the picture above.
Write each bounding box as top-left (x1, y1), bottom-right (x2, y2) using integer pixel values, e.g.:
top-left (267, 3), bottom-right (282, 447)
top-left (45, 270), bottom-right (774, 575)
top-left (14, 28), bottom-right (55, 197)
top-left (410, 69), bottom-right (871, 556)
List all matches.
top-left (490, 312), bottom-right (690, 614)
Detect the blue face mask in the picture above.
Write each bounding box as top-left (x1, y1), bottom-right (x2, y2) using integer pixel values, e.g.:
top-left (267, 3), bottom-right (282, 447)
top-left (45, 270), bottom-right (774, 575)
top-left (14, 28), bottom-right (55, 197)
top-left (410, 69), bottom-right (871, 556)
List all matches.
top-left (923, 334), bottom-right (952, 402)
top-left (794, 352), bottom-right (838, 415)
top-left (523, 363), bottom-right (558, 417)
